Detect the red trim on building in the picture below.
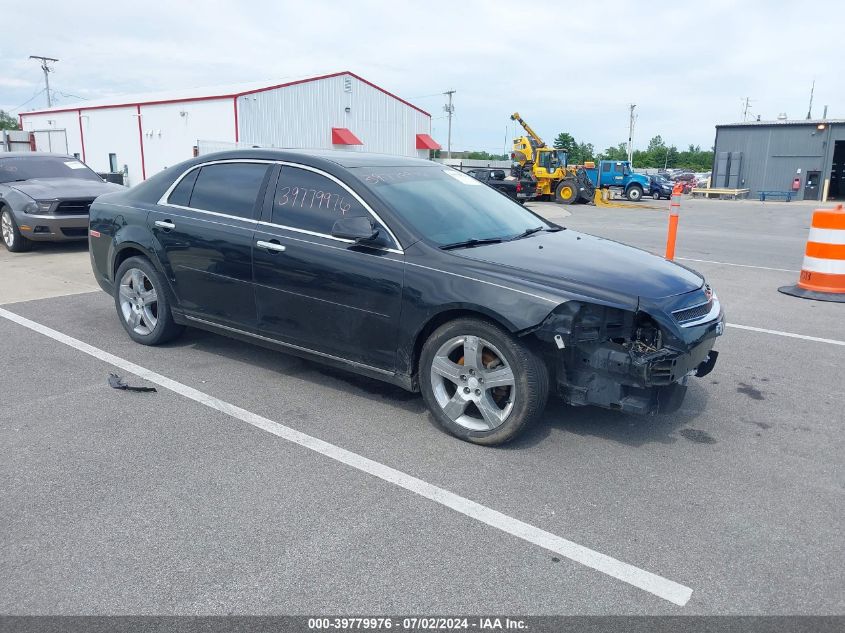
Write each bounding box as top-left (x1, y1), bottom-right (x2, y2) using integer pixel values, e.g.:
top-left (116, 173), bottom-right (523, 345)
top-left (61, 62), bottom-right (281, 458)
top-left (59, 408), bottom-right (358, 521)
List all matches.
top-left (331, 128), bottom-right (363, 145)
top-left (415, 133), bottom-right (441, 150)
top-left (233, 97), bottom-right (239, 142)
top-left (17, 113), bottom-right (22, 130)
top-left (20, 71), bottom-right (431, 119)
top-left (77, 110), bottom-right (86, 162)
top-left (136, 105), bottom-right (146, 180)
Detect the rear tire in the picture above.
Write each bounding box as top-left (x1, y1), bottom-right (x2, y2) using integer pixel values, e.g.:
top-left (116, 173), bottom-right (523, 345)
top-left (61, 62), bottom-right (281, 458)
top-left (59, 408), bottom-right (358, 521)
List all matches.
top-left (419, 318), bottom-right (549, 446)
top-left (652, 191), bottom-right (661, 200)
top-left (554, 180), bottom-right (578, 205)
top-left (1, 208), bottom-right (32, 253)
top-left (114, 256), bottom-right (184, 345)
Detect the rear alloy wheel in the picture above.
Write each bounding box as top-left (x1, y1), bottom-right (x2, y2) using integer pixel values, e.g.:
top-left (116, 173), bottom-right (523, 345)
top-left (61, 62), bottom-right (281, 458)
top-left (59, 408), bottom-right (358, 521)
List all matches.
top-left (653, 191), bottom-right (661, 200)
top-left (114, 256), bottom-right (184, 345)
top-left (420, 318), bottom-right (549, 445)
top-left (554, 179), bottom-right (578, 205)
top-left (1, 209), bottom-right (32, 253)
top-left (626, 185), bottom-right (643, 202)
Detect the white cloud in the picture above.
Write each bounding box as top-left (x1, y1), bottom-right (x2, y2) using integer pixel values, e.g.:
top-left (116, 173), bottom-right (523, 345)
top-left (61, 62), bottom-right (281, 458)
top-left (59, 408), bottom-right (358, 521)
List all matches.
top-left (2, 0), bottom-right (843, 152)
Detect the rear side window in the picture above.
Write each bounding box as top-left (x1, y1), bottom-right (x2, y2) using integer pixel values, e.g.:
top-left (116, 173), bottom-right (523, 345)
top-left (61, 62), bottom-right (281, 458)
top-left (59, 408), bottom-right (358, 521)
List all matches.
top-left (167, 168), bottom-right (199, 206)
top-left (187, 163), bottom-right (270, 219)
top-left (602, 162), bottom-right (611, 172)
top-left (271, 166), bottom-right (368, 235)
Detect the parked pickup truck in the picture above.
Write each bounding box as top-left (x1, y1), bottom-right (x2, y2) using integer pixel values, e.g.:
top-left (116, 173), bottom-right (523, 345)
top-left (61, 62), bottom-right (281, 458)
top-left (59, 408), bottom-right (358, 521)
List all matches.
top-left (581, 160), bottom-right (651, 202)
top-left (465, 168), bottom-right (537, 203)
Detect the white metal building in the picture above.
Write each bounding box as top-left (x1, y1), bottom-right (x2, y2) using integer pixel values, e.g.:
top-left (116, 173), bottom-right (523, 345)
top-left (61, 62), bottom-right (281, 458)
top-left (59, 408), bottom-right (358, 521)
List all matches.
top-left (18, 71), bottom-right (440, 186)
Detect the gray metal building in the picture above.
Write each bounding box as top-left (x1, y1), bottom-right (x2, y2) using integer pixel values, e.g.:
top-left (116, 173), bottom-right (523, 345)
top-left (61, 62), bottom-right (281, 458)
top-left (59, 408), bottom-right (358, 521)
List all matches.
top-left (713, 119), bottom-right (845, 201)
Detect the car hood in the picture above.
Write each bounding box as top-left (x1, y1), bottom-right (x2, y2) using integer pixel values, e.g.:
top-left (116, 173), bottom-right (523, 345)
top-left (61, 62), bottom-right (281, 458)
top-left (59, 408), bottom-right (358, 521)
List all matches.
top-left (9, 178), bottom-right (124, 200)
top-left (451, 229), bottom-right (703, 304)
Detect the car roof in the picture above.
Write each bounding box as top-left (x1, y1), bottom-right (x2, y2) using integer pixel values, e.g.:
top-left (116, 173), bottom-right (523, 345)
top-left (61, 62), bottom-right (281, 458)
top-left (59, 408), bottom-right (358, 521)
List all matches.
top-left (0, 151), bottom-right (75, 159)
top-left (196, 148), bottom-right (436, 169)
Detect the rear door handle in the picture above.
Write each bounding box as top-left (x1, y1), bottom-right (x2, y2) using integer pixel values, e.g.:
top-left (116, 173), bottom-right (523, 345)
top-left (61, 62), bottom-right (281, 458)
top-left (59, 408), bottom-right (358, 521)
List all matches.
top-left (256, 240), bottom-right (286, 253)
top-left (154, 220), bottom-right (176, 230)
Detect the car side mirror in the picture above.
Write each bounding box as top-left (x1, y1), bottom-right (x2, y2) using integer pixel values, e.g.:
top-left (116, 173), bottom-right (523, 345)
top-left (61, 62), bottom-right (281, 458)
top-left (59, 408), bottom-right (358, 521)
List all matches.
top-left (331, 215), bottom-right (379, 243)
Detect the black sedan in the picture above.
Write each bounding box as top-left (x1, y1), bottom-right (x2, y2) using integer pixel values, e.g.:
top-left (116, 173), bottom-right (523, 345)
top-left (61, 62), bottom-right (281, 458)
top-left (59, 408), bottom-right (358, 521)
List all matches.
top-left (89, 150), bottom-right (723, 445)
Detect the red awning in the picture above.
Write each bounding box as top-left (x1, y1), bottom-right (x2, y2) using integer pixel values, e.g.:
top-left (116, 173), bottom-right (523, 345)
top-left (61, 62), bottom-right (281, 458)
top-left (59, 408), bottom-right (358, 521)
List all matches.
top-left (331, 127), bottom-right (363, 145)
top-left (416, 133), bottom-right (441, 150)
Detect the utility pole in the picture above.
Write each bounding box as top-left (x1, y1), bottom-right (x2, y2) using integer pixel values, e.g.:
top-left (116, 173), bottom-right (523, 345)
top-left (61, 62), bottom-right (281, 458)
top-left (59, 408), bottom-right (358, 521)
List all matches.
top-left (741, 97), bottom-right (753, 121)
top-left (29, 55), bottom-right (58, 108)
top-left (443, 89), bottom-right (455, 159)
top-left (627, 104), bottom-right (636, 164)
top-left (806, 80), bottom-right (815, 120)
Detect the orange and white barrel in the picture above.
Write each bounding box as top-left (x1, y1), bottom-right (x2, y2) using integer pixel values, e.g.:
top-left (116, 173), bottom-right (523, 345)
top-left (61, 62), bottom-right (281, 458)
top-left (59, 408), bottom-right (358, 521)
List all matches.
top-left (779, 204), bottom-right (845, 302)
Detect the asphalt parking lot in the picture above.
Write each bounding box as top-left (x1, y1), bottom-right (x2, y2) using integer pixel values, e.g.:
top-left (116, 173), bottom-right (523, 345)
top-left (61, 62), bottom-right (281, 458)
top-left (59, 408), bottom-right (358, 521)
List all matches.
top-left (1, 197), bottom-right (843, 615)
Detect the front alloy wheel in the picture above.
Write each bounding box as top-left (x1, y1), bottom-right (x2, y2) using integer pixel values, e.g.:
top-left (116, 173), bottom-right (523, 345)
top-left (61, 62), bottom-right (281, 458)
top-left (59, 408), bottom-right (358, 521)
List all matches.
top-left (430, 335), bottom-right (515, 431)
top-left (1, 209), bottom-right (32, 253)
top-left (420, 318), bottom-right (549, 445)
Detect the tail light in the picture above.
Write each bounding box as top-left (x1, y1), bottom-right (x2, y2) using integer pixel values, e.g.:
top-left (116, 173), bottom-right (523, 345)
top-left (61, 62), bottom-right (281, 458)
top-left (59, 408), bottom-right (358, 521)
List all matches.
top-left (516, 182), bottom-right (523, 192)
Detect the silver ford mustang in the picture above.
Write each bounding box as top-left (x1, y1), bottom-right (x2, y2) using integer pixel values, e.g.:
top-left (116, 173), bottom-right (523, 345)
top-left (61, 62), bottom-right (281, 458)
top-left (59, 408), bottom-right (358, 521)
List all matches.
top-left (0, 152), bottom-right (124, 252)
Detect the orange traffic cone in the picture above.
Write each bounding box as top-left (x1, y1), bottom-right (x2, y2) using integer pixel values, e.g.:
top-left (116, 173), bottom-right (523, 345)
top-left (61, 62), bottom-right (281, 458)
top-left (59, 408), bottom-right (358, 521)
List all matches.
top-left (779, 204), bottom-right (845, 302)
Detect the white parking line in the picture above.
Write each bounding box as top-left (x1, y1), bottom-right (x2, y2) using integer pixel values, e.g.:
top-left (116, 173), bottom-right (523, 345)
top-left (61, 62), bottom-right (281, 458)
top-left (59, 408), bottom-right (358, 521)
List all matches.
top-left (677, 257), bottom-right (799, 273)
top-left (727, 323), bottom-right (845, 346)
top-left (0, 306), bottom-right (692, 607)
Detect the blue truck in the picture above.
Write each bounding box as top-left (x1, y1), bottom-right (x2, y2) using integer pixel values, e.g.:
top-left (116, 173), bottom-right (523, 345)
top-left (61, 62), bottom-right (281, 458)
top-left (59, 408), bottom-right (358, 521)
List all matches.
top-left (581, 160), bottom-right (651, 202)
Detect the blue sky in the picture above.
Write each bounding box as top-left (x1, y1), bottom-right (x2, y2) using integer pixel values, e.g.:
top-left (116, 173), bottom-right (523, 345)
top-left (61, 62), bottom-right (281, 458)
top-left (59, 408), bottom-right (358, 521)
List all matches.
top-left (1, 0), bottom-right (843, 153)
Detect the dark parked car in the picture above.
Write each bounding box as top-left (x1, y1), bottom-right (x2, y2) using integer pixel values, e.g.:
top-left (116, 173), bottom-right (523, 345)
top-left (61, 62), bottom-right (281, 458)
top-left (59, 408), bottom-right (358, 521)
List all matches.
top-left (648, 175), bottom-right (674, 200)
top-left (0, 152), bottom-right (124, 252)
top-left (89, 150), bottom-right (723, 445)
top-left (465, 168), bottom-right (536, 202)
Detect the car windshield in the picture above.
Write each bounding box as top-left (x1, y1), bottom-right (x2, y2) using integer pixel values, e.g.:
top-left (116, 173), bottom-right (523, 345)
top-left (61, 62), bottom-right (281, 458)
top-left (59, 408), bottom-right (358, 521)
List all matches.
top-left (0, 155), bottom-right (103, 184)
top-left (353, 166), bottom-right (551, 246)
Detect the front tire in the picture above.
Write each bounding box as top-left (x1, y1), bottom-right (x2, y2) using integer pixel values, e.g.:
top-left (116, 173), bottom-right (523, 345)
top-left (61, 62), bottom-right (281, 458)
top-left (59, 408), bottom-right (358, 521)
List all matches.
top-left (114, 256), bottom-right (184, 345)
top-left (554, 180), bottom-right (578, 205)
top-left (652, 191), bottom-right (661, 200)
top-left (1, 208), bottom-right (32, 253)
top-left (419, 318), bottom-right (549, 445)
top-left (626, 185), bottom-right (643, 202)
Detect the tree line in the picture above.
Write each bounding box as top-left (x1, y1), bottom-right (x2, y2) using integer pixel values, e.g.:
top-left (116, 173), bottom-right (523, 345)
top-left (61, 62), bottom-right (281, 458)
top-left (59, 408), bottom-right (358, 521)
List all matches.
top-left (553, 132), bottom-right (714, 172)
top-left (0, 110), bottom-right (19, 130)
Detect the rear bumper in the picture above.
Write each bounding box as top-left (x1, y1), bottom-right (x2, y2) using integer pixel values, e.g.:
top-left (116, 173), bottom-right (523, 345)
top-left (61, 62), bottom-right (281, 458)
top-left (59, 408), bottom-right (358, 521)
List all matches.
top-left (16, 213), bottom-right (88, 241)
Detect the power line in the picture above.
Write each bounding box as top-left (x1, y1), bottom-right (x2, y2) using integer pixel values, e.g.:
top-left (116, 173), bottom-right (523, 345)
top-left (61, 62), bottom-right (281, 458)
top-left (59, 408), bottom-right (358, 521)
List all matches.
top-left (7, 87), bottom-right (47, 113)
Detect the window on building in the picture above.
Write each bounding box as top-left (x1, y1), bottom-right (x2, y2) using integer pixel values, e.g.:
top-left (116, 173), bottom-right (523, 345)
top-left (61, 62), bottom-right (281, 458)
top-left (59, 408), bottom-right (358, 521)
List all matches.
top-left (167, 168), bottom-right (200, 207)
top-left (188, 163), bottom-right (270, 219)
top-left (272, 166), bottom-right (368, 236)
top-left (109, 153), bottom-right (118, 173)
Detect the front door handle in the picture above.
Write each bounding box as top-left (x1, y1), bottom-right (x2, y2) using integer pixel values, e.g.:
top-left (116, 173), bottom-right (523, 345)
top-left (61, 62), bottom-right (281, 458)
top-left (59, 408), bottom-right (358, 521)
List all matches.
top-left (256, 240), bottom-right (286, 253)
top-left (154, 220), bottom-right (176, 230)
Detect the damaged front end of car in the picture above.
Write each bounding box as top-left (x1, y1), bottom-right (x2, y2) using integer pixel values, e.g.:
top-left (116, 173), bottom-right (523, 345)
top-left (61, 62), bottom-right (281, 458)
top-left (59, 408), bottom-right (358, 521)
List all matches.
top-left (532, 288), bottom-right (724, 415)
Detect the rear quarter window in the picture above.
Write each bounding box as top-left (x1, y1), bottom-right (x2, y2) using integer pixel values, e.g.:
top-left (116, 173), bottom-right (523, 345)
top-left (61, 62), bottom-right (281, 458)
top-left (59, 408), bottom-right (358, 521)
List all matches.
top-left (167, 168), bottom-right (199, 206)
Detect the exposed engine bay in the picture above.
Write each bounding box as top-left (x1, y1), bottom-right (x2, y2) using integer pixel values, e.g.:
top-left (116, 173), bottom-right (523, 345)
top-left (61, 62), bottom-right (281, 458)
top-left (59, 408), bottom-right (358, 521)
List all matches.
top-left (532, 301), bottom-right (720, 415)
